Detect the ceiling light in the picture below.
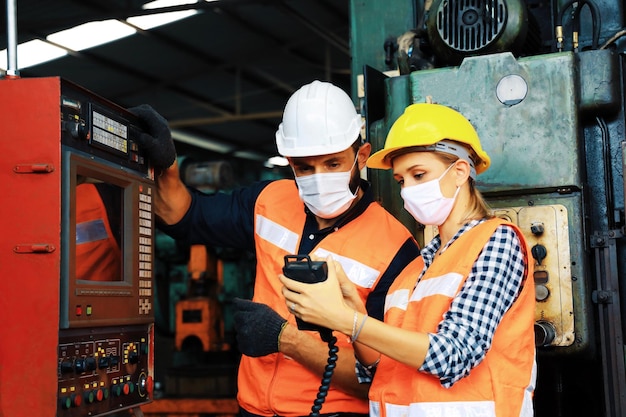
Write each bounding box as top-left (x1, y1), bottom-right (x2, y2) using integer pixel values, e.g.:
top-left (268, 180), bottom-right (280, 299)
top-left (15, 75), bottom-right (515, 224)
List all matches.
top-left (233, 150), bottom-right (269, 161)
top-left (129, 0), bottom-right (199, 29)
top-left (142, 0), bottom-right (198, 8)
top-left (266, 156), bottom-right (289, 167)
top-left (47, 20), bottom-right (136, 51)
top-left (0, 39), bottom-right (67, 70)
top-left (127, 11), bottom-right (197, 29)
top-left (171, 129), bottom-right (235, 154)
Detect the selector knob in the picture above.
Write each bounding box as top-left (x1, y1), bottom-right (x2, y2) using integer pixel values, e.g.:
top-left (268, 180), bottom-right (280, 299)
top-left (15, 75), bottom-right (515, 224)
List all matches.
top-left (64, 120), bottom-right (89, 140)
top-left (110, 355), bottom-right (120, 367)
top-left (74, 358), bottom-right (86, 374)
top-left (85, 357), bottom-right (97, 372)
top-left (60, 360), bottom-right (74, 374)
top-left (128, 350), bottom-right (139, 364)
top-left (98, 356), bottom-right (110, 369)
top-left (531, 244), bottom-right (547, 265)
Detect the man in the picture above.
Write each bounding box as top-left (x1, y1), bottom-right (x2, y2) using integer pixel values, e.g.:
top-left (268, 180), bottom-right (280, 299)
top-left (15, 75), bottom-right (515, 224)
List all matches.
top-left (131, 80), bottom-right (420, 417)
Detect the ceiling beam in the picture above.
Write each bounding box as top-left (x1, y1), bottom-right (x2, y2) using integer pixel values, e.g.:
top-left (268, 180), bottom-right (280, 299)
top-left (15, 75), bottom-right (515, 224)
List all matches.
top-left (169, 110), bottom-right (284, 128)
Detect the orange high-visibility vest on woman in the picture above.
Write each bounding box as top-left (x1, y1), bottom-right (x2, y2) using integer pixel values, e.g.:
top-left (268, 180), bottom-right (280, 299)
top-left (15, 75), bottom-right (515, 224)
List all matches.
top-left (237, 179), bottom-right (418, 417)
top-left (75, 183), bottom-right (121, 282)
top-left (370, 218), bottom-right (536, 417)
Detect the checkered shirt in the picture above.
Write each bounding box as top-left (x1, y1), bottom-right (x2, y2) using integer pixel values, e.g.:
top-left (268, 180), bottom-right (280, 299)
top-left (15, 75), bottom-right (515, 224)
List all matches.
top-left (356, 219), bottom-right (526, 387)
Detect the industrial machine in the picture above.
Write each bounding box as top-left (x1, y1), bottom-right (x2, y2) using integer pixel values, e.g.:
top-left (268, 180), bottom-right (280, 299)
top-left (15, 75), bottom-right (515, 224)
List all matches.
top-left (350, 0), bottom-right (626, 416)
top-left (0, 77), bottom-right (155, 416)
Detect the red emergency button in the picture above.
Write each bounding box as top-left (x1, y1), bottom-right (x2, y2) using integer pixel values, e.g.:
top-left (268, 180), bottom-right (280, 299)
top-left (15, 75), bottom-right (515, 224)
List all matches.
top-left (72, 393), bottom-right (82, 407)
top-left (123, 383), bottom-right (130, 395)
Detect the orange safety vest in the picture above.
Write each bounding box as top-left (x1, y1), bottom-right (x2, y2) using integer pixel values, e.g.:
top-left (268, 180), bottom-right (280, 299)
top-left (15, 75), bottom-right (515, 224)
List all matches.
top-left (369, 218), bottom-right (536, 417)
top-left (237, 179), bottom-right (417, 417)
top-left (75, 183), bottom-right (122, 282)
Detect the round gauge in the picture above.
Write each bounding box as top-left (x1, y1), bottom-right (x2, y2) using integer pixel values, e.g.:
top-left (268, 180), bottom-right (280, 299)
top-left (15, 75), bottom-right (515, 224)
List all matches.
top-left (496, 74), bottom-right (528, 106)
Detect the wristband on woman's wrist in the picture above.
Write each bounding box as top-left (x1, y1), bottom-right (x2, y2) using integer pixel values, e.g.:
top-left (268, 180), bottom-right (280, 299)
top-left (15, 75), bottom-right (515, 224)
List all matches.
top-left (351, 313), bottom-right (368, 343)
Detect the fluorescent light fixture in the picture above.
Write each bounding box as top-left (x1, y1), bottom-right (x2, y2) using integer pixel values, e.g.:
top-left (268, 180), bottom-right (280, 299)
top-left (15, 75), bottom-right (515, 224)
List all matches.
top-left (171, 129), bottom-right (236, 154)
top-left (129, 0), bottom-right (199, 29)
top-left (142, 0), bottom-right (198, 8)
top-left (127, 10), bottom-right (198, 29)
top-left (266, 156), bottom-right (289, 167)
top-left (1, 0), bottom-right (209, 71)
top-left (233, 150), bottom-right (269, 161)
top-left (0, 39), bottom-right (67, 70)
top-left (48, 20), bottom-right (136, 51)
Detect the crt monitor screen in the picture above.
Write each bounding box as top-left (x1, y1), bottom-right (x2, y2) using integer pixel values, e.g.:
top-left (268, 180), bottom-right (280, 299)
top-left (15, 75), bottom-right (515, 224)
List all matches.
top-left (75, 177), bottom-right (124, 282)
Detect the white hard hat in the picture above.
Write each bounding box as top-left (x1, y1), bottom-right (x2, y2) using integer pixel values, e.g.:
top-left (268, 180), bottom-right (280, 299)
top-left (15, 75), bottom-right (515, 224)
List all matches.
top-left (276, 80), bottom-right (363, 157)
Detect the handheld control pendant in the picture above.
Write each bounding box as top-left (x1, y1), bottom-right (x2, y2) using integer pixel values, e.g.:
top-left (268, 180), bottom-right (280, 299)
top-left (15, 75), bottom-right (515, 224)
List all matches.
top-left (283, 254), bottom-right (337, 417)
top-left (283, 255), bottom-right (330, 334)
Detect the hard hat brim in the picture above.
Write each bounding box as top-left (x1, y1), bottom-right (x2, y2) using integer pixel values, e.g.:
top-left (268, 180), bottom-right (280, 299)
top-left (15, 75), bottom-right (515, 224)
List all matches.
top-left (366, 146), bottom-right (403, 170)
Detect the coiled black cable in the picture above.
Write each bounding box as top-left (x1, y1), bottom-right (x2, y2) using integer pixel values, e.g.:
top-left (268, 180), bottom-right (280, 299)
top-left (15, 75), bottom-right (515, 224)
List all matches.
top-left (309, 330), bottom-right (338, 417)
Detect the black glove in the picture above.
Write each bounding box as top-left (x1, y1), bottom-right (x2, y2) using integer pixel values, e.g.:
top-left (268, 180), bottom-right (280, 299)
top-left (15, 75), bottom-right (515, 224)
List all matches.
top-left (232, 298), bottom-right (287, 357)
top-left (128, 104), bottom-right (176, 170)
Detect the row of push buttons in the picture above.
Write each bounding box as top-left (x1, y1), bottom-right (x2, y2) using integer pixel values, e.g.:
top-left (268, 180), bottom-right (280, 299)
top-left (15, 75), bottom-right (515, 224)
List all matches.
top-left (60, 381), bottom-right (135, 410)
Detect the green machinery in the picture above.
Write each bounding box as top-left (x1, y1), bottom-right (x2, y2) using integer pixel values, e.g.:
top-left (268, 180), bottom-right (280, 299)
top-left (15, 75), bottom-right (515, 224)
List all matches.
top-left (349, 0), bottom-right (626, 415)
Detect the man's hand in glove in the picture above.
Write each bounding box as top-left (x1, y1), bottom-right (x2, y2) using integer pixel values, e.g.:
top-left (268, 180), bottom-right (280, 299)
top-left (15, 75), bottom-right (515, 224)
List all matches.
top-left (233, 298), bottom-right (288, 357)
top-left (128, 104), bottom-right (176, 170)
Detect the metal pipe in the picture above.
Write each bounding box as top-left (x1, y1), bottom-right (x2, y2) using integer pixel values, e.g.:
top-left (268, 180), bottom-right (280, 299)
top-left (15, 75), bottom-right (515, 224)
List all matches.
top-left (6, 0), bottom-right (19, 77)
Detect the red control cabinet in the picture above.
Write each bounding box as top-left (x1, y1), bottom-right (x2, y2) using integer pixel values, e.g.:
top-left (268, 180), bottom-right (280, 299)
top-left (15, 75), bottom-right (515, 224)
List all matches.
top-left (0, 77), bottom-right (155, 416)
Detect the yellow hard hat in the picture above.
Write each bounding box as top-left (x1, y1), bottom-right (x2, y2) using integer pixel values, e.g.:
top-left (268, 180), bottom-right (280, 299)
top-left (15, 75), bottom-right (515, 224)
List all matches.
top-left (367, 103), bottom-right (491, 175)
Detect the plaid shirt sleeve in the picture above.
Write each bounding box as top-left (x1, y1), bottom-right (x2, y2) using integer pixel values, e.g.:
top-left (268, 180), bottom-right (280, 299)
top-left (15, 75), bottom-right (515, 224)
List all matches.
top-left (355, 358), bottom-right (376, 383)
top-left (419, 224), bottom-right (526, 388)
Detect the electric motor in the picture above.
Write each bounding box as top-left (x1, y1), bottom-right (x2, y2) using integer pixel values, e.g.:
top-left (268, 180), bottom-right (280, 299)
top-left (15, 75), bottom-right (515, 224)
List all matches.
top-left (425, 0), bottom-right (541, 65)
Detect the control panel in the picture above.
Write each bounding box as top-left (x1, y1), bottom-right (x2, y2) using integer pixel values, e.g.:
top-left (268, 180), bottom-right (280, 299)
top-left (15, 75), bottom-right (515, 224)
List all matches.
top-left (58, 325), bottom-right (153, 416)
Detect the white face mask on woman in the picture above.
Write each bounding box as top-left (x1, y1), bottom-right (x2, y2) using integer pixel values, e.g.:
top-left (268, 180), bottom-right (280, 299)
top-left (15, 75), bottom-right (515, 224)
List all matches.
top-left (400, 163), bottom-right (459, 226)
top-left (295, 156), bottom-right (358, 219)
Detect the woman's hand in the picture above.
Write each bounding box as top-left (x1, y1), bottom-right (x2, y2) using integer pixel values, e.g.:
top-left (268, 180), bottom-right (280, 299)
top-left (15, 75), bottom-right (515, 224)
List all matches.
top-left (310, 254), bottom-right (366, 313)
top-left (280, 255), bottom-right (354, 334)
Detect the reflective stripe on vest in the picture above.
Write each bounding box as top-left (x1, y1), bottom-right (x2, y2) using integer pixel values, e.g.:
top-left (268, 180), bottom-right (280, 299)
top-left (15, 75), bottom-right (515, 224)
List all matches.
top-left (238, 179), bottom-right (417, 417)
top-left (370, 399), bottom-right (496, 417)
top-left (384, 272), bottom-right (464, 313)
top-left (313, 248), bottom-right (380, 288)
top-left (255, 214), bottom-right (299, 254)
top-left (76, 219), bottom-right (109, 244)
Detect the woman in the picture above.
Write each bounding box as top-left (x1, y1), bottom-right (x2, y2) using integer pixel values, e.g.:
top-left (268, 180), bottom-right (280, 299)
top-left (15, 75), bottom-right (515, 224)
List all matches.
top-left (280, 103), bottom-right (536, 417)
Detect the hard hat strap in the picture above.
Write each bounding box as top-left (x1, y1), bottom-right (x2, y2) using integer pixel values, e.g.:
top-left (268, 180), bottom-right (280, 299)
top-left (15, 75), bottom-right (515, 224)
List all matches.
top-left (389, 140), bottom-right (477, 179)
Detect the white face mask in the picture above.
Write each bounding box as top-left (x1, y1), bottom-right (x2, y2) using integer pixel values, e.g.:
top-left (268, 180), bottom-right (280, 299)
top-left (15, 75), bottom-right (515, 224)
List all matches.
top-left (400, 163), bottom-right (459, 226)
top-left (294, 156), bottom-right (358, 219)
